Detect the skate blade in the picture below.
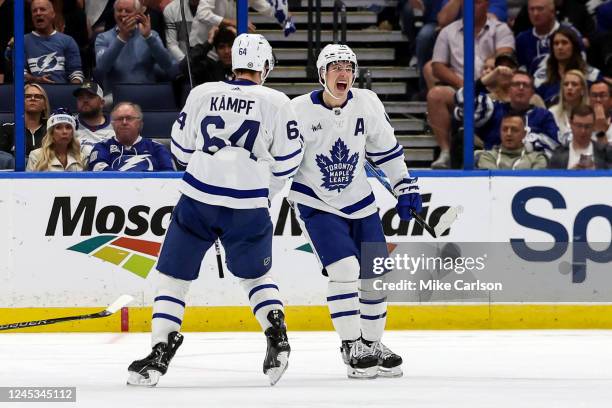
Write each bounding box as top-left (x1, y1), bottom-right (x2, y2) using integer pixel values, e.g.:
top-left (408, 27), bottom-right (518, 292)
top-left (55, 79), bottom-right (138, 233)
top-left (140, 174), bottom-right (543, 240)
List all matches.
top-left (126, 370), bottom-right (161, 387)
top-left (378, 365), bottom-right (403, 378)
top-left (265, 351), bottom-right (289, 386)
top-left (347, 365), bottom-right (378, 379)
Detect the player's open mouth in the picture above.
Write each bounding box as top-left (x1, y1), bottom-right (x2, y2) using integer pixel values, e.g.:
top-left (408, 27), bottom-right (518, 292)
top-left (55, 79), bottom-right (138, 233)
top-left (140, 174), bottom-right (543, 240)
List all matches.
top-left (336, 81), bottom-right (348, 91)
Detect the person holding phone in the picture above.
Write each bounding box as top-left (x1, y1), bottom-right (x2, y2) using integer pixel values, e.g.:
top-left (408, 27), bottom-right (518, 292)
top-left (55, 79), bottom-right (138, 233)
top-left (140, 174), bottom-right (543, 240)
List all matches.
top-left (548, 104), bottom-right (612, 169)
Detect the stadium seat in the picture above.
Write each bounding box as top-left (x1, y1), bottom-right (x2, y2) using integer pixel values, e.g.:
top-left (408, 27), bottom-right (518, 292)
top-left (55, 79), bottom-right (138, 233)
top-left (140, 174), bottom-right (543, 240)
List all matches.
top-left (0, 113), bottom-right (14, 124)
top-left (113, 83), bottom-right (177, 111)
top-left (141, 110), bottom-right (178, 140)
top-left (0, 84), bottom-right (14, 112)
top-left (40, 84), bottom-right (80, 113)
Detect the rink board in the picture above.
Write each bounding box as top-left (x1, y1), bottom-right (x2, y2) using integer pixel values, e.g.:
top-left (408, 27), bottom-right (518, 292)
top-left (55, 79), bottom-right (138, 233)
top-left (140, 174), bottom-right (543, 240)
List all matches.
top-left (0, 171), bottom-right (611, 331)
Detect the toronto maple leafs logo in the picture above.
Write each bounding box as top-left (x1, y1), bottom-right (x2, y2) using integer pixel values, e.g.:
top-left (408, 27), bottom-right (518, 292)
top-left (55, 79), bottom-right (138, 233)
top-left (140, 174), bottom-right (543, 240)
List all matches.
top-left (316, 139), bottom-right (359, 192)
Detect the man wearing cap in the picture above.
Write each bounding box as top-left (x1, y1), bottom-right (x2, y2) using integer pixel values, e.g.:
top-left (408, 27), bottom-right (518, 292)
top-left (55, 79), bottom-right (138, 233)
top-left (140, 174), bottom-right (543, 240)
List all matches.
top-left (73, 81), bottom-right (115, 160)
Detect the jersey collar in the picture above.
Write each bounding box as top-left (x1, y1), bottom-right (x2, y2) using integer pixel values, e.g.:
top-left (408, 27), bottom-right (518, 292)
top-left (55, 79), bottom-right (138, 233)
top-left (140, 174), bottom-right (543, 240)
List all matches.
top-left (224, 79), bottom-right (257, 86)
top-left (309, 89), bottom-right (353, 110)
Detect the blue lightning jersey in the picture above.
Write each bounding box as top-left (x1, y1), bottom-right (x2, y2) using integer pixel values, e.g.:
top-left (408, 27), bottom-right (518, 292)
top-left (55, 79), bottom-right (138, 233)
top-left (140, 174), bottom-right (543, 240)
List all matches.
top-left (88, 136), bottom-right (174, 171)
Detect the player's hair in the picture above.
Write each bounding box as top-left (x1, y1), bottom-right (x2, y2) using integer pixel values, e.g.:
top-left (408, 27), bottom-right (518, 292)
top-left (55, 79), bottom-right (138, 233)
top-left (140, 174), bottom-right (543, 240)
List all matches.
top-left (34, 123), bottom-right (82, 171)
top-left (24, 83), bottom-right (51, 122)
top-left (570, 104), bottom-right (595, 121)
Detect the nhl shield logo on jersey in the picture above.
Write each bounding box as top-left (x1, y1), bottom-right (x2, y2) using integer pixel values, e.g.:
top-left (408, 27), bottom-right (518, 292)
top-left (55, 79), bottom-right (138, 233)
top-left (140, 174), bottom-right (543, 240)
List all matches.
top-left (316, 139), bottom-right (359, 192)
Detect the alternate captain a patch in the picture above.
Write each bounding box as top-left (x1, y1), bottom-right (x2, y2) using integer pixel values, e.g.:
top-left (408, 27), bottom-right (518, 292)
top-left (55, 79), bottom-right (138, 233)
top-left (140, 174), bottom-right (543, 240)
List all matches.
top-left (315, 138), bottom-right (359, 192)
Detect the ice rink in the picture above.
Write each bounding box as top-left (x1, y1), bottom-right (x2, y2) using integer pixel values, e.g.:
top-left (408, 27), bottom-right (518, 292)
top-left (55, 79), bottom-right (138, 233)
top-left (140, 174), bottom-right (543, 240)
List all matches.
top-left (1, 330), bottom-right (611, 408)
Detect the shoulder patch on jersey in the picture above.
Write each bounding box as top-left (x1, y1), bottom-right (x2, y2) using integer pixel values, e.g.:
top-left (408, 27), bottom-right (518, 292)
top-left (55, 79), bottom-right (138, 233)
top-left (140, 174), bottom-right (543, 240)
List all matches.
top-left (315, 138), bottom-right (359, 192)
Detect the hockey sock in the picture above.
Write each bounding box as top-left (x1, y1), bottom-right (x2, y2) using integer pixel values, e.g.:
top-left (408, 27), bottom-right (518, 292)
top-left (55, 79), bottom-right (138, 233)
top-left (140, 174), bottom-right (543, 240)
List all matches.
top-left (240, 274), bottom-right (284, 331)
top-left (151, 273), bottom-right (191, 347)
top-left (326, 257), bottom-right (361, 341)
top-left (358, 284), bottom-right (387, 342)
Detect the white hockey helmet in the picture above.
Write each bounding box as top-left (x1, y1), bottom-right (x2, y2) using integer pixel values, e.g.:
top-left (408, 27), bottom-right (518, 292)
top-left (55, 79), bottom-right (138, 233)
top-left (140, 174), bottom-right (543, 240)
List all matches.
top-left (231, 33), bottom-right (275, 83)
top-left (316, 43), bottom-right (358, 99)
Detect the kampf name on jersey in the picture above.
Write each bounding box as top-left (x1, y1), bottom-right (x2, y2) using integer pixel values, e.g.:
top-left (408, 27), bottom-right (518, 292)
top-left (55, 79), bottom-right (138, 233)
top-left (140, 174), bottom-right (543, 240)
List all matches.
top-left (288, 88), bottom-right (410, 219)
top-left (171, 79), bottom-right (303, 209)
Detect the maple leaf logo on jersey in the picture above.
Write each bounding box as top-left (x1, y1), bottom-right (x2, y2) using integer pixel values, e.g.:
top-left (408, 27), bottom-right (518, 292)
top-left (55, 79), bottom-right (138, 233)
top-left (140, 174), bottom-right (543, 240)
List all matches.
top-left (316, 138), bottom-right (359, 192)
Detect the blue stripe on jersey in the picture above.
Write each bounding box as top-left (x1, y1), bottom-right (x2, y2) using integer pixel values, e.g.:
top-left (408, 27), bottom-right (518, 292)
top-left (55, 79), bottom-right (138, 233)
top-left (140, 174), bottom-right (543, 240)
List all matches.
top-left (373, 149), bottom-right (404, 165)
top-left (154, 295), bottom-right (186, 307)
top-left (274, 148), bottom-right (302, 161)
top-left (152, 312), bottom-right (182, 325)
top-left (327, 292), bottom-right (358, 302)
top-left (183, 172), bottom-right (269, 199)
top-left (359, 298), bottom-right (386, 305)
top-left (248, 284), bottom-right (279, 300)
top-left (330, 310), bottom-right (360, 319)
top-left (340, 192), bottom-right (375, 214)
top-left (360, 312), bottom-right (387, 320)
top-left (171, 138), bottom-right (195, 153)
top-left (366, 143), bottom-right (400, 157)
top-left (273, 165), bottom-right (299, 177)
top-left (291, 182), bottom-right (376, 215)
top-left (172, 153), bottom-right (188, 167)
top-left (253, 299), bottom-right (283, 315)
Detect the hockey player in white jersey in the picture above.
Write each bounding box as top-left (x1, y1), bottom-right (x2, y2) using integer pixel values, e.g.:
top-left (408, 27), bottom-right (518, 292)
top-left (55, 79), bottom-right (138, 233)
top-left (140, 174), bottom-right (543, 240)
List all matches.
top-left (288, 44), bottom-right (422, 379)
top-left (127, 33), bottom-right (302, 387)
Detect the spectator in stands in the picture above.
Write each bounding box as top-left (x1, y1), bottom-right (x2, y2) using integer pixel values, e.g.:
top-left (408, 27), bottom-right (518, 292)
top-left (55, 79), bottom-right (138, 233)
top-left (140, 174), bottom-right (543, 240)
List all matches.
top-left (549, 104), bottom-right (612, 169)
top-left (426, 0), bottom-right (515, 168)
top-left (73, 81), bottom-right (115, 160)
top-left (141, 0), bottom-right (167, 46)
top-left (549, 70), bottom-right (589, 144)
top-left (25, 0), bottom-right (84, 84)
top-left (514, 0), bottom-right (584, 75)
top-left (534, 27), bottom-right (601, 104)
top-left (477, 112), bottom-right (548, 169)
top-left (181, 26), bottom-right (234, 85)
top-left (164, 0), bottom-right (198, 61)
top-left (0, 83), bottom-right (51, 158)
top-left (0, 0), bottom-right (13, 84)
top-left (0, 150), bottom-right (13, 169)
top-left (473, 70), bottom-right (560, 154)
top-left (513, 0), bottom-right (595, 46)
top-left (95, 0), bottom-right (179, 94)
top-left (26, 108), bottom-right (85, 171)
top-left (589, 80), bottom-right (612, 144)
top-left (188, 0), bottom-right (295, 49)
top-left (89, 102), bottom-right (173, 171)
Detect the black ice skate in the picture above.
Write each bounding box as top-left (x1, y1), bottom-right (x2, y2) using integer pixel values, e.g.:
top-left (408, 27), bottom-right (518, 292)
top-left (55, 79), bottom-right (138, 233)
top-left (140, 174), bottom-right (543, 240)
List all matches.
top-left (340, 338), bottom-right (378, 379)
top-left (363, 339), bottom-right (403, 377)
top-left (127, 332), bottom-right (184, 387)
top-left (263, 309), bottom-right (291, 386)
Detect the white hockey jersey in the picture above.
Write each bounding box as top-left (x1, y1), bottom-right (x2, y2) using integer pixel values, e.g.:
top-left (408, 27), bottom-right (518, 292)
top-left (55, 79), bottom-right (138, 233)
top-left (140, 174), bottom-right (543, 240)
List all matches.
top-left (288, 88), bottom-right (410, 219)
top-left (171, 79), bottom-right (303, 209)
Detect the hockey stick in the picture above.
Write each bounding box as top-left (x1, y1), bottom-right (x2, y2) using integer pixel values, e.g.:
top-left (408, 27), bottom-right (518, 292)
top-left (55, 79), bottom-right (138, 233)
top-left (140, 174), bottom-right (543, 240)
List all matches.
top-left (0, 295), bottom-right (134, 331)
top-left (365, 161), bottom-right (461, 238)
top-left (179, 0), bottom-right (224, 278)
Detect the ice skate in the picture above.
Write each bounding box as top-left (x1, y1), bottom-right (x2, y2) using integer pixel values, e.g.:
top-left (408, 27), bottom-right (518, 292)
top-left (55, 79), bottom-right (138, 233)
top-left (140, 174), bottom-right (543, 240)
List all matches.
top-left (340, 338), bottom-right (378, 379)
top-left (263, 310), bottom-right (291, 386)
top-left (127, 332), bottom-right (183, 387)
top-left (363, 339), bottom-right (403, 377)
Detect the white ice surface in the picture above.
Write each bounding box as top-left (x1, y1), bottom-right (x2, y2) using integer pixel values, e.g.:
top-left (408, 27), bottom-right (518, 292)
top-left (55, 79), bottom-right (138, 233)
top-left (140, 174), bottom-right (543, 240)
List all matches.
top-left (1, 330), bottom-right (611, 408)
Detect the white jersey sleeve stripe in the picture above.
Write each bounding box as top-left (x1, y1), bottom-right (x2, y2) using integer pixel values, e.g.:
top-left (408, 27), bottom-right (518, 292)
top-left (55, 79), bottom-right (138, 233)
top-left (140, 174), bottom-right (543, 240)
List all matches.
top-left (371, 148), bottom-right (404, 166)
top-left (171, 138), bottom-right (195, 153)
top-left (272, 165), bottom-right (299, 177)
top-left (184, 172), bottom-right (269, 199)
top-left (172, 153), bottom-right (189, 167)
top-left (291, 181), bottom-right (376, 215)
top-left (274, 147), bottom-right (302, 161)
top-left (365, 143), bottom-right (400, 157)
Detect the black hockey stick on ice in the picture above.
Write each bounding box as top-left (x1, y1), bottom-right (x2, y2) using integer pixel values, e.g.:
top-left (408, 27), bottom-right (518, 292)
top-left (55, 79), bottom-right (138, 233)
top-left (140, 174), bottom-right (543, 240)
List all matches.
top-left (179, 0), bottom-right (224, 278)
top-left (365, 161), bottom-right (461, 238)
top-left (0, 295), bottom-right (134, 331)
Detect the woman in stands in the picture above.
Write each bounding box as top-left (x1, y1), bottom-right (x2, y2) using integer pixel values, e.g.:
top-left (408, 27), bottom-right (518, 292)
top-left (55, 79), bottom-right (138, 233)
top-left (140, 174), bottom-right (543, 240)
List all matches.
top-left (534, 26), bottom-right (601, 105)
top-left (549, 69), bottom-right (590, 145)
top-left (26, 109), bottom-right (85, 171)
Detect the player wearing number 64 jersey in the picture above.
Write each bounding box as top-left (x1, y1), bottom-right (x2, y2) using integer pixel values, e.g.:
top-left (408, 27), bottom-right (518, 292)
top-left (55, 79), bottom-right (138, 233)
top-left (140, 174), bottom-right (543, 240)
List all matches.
top-left (288, 44), bottom-right (423, 379)
top-left (127, 33), bottom-right (302, 387)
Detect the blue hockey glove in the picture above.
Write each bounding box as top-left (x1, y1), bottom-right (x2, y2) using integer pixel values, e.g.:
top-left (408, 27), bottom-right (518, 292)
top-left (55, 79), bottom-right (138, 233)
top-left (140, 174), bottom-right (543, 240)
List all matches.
top-left (394, 177), bottom-right (422, 221)
top-left (283, 17), bottom-right (296, 37)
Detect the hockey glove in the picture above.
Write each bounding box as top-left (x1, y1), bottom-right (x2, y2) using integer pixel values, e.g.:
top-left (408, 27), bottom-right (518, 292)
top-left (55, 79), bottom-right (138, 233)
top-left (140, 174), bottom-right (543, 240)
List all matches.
top-left (283, 17), bottom-right (296, 37)
top-left (394, 177), bottom-right (422, 221)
